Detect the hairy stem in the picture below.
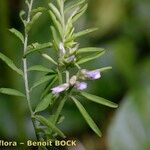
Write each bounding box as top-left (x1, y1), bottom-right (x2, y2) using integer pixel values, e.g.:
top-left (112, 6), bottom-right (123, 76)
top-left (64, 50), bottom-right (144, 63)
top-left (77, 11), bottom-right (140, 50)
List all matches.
top-left (22, 0), bottom-right (39, 140)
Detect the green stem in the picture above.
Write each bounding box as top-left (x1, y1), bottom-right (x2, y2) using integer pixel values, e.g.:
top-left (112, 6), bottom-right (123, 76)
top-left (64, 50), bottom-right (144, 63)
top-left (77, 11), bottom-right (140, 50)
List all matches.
top-left (22, 0), bottom-right (39, 140)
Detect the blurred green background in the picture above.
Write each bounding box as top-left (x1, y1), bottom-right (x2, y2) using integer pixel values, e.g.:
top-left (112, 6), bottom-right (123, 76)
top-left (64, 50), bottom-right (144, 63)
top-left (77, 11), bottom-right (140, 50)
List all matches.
top-left (0, 0), bottom-right (150, 150)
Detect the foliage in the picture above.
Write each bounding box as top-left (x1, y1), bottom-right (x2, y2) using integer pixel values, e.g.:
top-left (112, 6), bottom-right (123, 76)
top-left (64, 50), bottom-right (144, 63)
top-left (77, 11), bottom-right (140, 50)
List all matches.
top-left (0, 0), bottom-right (118, 149)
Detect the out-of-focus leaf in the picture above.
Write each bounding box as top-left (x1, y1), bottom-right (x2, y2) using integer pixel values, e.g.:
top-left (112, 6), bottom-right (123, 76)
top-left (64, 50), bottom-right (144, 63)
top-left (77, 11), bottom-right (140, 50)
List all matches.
top-left (74, 28), bottom-right (98, 39)
top-left (35, 115), bottom-right (66, 138)
top-left (26, 12), bottom-right (42, 32)
top-left (77, 51), bottom-right (105, 65)
top-left (28, 65), bottom-right (52, 73)
top-left (0, 52), bottom-right (23, 76)
top-left (35, 93), bottom-right (53, 113)
top-left (77, 47), bottom-right (104, 54)
top-left (24, 42), bottom-right (52, 57)
top-left (81, 92), bottom-right (118, 108)
top-left (72, 96), bottom-right (102, 137)
top-left (107, 88), bottom-right (150, 150)
top-left (0, 88), bottom-right (25, 97)
top-left (9, 28), bottom-right (24, 44)
top-left (30, 75), bottom-right (55, 91)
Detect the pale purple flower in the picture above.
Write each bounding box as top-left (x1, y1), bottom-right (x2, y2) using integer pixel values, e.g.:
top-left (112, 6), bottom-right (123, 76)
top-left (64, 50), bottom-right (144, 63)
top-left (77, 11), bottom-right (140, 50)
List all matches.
top-left (51, 83), bottom-right (69, 94)
top-left (81, 69), bottom-right (101, 80)
top-left (75, 81), bottom-right (87, 90)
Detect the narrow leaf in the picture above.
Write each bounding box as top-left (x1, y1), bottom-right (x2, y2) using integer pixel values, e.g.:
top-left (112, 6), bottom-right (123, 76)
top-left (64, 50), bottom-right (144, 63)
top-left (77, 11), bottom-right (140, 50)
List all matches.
top-left (72, 4), bottom-right (88, 23)
top-left (99, 66), bottom-right (112, 72)
top-left (65, 0), bottom-right (86, 13)
top-left (0, 88), bottom-right (25, 97)
top-left (9, 28), bottom-right (24, 44)
top-left (49, 3), bottom-right (61, 23)
top-left (42, 53), bottom-right (57, 65)
top-left (50, 26), bottom-right (61, 47)
top-left (74, 28), bottom-right (98, 39)
top-left (24, 42), bottom-right (52, 57)
top-left (0, 52), bottom-right (23, 76)
top-left (26, 12), bottom-right (42, 32)
top-left (41, 76), bottom-right (58, 99)
top-left (72, 97), bottom-right (102, 137)
top-left (35, 115), bottom-right (66, 138)
top-left (30, 75), bottom-right (55, 91)
top-left (77, 47), bottom-right (104, 54)
top-left (49, 10), bottom-right (63, 39)
top-left (81, 92), bottom-right (118, 108)
top-left (35, 93), bottom-right (53, 113)
top-left (77, 51), bottom-right (105, 65)
top-left (28, 65), bottom-right (52, 73)
top-left (53, 96), bottom-right (66, 125)
top-left (30, 7), bottom-right (46, 17)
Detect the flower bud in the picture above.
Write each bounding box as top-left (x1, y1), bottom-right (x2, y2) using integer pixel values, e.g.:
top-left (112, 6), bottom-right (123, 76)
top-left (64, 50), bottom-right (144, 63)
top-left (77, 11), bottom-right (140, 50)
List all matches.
top-left (59, 42), bottom-right (66, 56)
top-left (65, 55), bottom-right (76, 63)
top-left (75, 81), bottom-right (87, 90)
top-left (69, 76), bottom-right (77, 86)
top-left (51, 83), bottom-right (69, 94)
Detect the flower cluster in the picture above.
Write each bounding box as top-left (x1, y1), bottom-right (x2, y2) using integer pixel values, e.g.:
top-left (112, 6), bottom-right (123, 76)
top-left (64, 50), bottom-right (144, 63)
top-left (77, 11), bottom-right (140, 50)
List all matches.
top-left (58, 43), bottom-right (78, 66)
top-left (51, 46), bottom-right (101, 95)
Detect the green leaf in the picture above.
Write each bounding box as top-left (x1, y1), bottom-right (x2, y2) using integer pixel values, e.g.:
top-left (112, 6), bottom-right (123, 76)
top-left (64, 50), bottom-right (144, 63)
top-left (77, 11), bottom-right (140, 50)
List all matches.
top-left (41, 76), bottom-right (58, 99)
top-left (81, 92), bottom-right (118, 108)
top-left (41, 53), bottom-right (57, 65)
top-left (50, 26), bottom-right (61, 47)
top-left (77, 51), bottom-right (105, 65)
top-left (0, 52), bottom-right (23, 76)
top-left (28, 65), bottom-right (52, 73)
top-left (65, 0), bottom-right (86, 13)
top-left (19, 10), bottom-right (26, 25)
top-left (0, 88), bottom-right (25, 97)
top-left (72, 97), bottom-right (102, 137)
top-left (35, 93), bottom-right (53, 113)
top-left (53, 96), bottom-right (66, 125)
top-left (24, 42), bottom-right (52, 57)
top-left (74, 28), bottom-right (98, 39)
top-left (30, 75), bottom-right (55, 91)
top-left (77, 47), bottom-right (104, 54)
top-left (99, 66), bottom-right (112, 72)
top-left (49, 10), bottom-right (63, 39)
top-left (49, 3), bottom-right (61, 23)
top-left (72, 4), bottom-right (88, 23)
top-left (26, 12), bottom-right (42, 32)
top-left (35, 115), bottom-right (66, 138)
top-left (30, 7), bottom-right (46, 17)
top-left (9, 28), bottom-right (24, 44)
